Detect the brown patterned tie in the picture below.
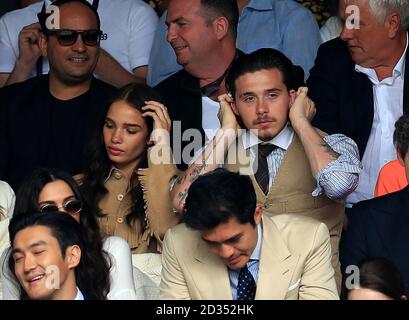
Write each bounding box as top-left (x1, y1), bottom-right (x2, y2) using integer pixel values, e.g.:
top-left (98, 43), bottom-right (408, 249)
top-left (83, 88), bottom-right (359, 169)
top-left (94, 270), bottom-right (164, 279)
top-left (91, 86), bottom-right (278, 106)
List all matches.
top-left (254, 144), bottom-right (276, 194)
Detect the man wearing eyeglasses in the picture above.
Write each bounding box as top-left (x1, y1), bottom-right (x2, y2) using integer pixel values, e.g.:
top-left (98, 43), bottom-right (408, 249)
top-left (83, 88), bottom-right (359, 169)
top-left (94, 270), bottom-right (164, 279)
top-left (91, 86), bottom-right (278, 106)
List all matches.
top-left (0, 0), bottom-right (117, 190)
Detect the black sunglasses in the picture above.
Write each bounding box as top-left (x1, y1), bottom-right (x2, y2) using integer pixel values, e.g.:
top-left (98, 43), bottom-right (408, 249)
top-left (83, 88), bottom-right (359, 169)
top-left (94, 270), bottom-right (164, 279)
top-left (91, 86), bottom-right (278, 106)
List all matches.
top-left (40, 199), bottom-right (83, 215)
top-left (46, 29), bottom-right (102, 46)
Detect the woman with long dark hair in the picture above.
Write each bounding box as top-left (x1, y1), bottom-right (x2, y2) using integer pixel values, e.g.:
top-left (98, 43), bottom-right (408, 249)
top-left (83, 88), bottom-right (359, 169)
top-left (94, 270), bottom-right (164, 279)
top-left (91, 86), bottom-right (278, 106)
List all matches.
top-left (80, 83), bottom-right (179, 254)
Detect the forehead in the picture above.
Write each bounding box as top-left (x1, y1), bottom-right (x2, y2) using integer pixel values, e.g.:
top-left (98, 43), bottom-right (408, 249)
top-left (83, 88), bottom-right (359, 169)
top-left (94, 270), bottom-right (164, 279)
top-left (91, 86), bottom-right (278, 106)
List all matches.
top-left (339, 0), bottom-right (371, 17)
top-left (201, 217), bottom-right (254, 243)
top-left (107, 101), bottom-right (145, 122)
top-left (167, 0), bottom-right (203, 21)
top-left (234, 68), bottom-right (286, 93)
top-left (13, 226), bottom-right (56, 250)
top-left (40, 180), bottom-right (75, 197)
top-left (57, 2), bottom-right (98, 30)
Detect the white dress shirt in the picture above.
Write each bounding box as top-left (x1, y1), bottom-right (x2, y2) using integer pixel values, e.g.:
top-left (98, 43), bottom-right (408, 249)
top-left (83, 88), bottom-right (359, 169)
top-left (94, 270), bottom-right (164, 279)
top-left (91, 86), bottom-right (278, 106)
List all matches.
top-left (346, 34), bottom-right (408, 206)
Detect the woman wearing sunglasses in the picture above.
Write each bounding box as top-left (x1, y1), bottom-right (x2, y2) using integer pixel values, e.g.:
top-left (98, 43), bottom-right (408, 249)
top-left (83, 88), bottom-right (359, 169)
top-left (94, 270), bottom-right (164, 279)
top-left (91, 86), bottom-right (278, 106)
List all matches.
top-left (79, 83), bottom-right (180, 255)
top-left (0, 168), bottom-right (143, 300)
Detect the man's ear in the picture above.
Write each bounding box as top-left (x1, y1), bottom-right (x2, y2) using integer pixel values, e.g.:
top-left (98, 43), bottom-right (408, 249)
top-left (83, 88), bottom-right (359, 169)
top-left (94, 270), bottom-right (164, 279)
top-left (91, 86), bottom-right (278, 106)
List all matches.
top-left (213, 16), bottom-right (229, 40)
top-left (66, 245), bottom-right (81, 270)
top-left (39, 33), bottom-right (48, 58)
top-left (230, 99), bottom-right (240, 116)
top-left (289, 89), bottom-right (296, 107)
top-left (254, 204), bottom-right (264, 225)
top-left (385, 12), bottom-right (400, 38)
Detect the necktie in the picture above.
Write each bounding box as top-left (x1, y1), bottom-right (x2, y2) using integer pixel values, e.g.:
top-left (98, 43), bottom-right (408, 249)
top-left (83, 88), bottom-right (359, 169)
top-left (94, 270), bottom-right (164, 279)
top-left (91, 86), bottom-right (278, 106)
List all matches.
top-left (254, 144), bottom-right (276, 194)
top-left (236, 264), bottom-right (257, 300)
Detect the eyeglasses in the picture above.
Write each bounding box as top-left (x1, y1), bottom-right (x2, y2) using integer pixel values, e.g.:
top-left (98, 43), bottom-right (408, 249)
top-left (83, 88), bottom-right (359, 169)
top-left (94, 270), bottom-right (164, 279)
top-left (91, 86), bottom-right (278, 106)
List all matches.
top-left (39, 199), bottom-right (83, 215)
top-left (46, 29), bottom-right (102, 46)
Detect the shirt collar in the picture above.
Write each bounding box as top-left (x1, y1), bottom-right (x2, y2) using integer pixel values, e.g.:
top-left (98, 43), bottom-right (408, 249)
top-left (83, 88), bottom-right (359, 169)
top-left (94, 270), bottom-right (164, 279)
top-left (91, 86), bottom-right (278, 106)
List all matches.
top-left (245, 0), bottom-right (273, 11)
top-left (249, 223), bottom-right (262, 261)
top-left (355, 32), bottom-right (408, 83)
top-left (241, 123), bottom-right (294, 151)
top-left (74, 287), bottom-right (84, 300)
top-left (104, 166), bottom-right (127, 183)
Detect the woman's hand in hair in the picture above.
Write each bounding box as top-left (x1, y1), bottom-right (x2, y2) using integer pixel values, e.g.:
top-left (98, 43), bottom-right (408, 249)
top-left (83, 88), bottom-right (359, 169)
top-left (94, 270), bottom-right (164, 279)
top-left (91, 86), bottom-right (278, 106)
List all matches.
top-left (142, 101), bottom-right (171, 146)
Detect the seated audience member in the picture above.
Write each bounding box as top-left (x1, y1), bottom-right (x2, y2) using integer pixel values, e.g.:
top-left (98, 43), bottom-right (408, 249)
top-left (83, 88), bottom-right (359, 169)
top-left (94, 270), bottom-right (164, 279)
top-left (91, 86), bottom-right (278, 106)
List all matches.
top-left (170, 48), bottom-right (361, 290)
top-left (1, 168), bottom-right (142, 300)
top-left (8, 212), bottom-right (104, 300)
top-left (341, 115), bottom-right (409, 297)
top-left (374, 117), bottom-right (409, 196)
top-left (375, 160), bottom-right (407, 196)
top-left (148, 0), bottom-right (321, 87)
top-left (307, 0), bottom-right (409, 208)
top-left (0, 181), bottom-right (15, 220)
top-left (0, 0), bottom-right (117, 190)
top-left (348, 257), bottom-right (407, 300)
top-left (0, 0), bottom-right (158, 87)
top-left (161, 169), bottom-right (339, 300)
top-left (79, 83), bottom-right (180, 255)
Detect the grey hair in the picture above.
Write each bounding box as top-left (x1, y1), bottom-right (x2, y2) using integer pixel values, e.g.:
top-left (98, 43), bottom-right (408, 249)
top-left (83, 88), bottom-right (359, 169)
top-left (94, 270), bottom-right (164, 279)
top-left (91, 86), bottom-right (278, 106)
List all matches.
top-left (369, 0), bottom-right (409, 29)
top-left (342, 0), bottom-right (409, 29)
top-left (0, 206), bottom-right (5, 219)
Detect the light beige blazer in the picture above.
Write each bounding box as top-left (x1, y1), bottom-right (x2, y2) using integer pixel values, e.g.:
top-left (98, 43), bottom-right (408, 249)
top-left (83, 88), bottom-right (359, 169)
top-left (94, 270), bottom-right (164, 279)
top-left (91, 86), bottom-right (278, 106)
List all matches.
top-left (160, 214), bottom-right (339, 300)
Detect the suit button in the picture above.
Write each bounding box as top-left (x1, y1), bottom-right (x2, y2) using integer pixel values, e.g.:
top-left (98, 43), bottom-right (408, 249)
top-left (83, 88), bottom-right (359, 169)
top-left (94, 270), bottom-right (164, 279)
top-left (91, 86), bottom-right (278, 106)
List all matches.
top-left (117, 217), bottom-right (124, 224)
top-left (117, 194), bottom-right (124, 201)
top-left (114, 171), bottom-right (122, 179)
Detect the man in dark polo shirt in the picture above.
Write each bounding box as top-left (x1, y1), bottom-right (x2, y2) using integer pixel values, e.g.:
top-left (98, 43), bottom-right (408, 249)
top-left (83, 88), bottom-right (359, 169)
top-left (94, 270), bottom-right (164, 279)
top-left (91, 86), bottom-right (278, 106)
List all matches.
top-left (0, 0), bottom-right (116, 189)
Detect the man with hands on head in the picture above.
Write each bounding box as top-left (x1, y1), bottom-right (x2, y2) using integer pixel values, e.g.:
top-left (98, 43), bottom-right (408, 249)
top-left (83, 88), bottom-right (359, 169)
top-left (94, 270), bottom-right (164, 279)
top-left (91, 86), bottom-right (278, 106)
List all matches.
top-left (170, 48), bottom-right (361, 290)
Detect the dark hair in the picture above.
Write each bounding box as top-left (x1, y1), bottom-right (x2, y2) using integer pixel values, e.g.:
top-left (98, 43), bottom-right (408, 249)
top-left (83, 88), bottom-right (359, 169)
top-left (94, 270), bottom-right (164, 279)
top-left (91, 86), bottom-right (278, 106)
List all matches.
top-left (82, 83), bottom-right (160, 227)
top-left (355, 257), bottom-right (407, 300)
top-left (199, 0), bottom-right (239, 39)
top-left (225, 48), bottom-right (304, 98)
top-left (8, 212), bottom-right (106, 300)
top-left (38, 0), bottom-right (101, 32)
top-left (11, 168), bottom-right (110, 299)
top-left (394, 114), bottom-right (409, 159)
top-left (184, 168), bottom-right (257, 230)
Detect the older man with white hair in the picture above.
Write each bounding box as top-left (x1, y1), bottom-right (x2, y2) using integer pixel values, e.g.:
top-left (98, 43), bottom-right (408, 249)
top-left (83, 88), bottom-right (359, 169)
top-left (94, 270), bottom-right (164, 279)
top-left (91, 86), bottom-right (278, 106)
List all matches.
top-left (308, 0), bottom-right (409, 208)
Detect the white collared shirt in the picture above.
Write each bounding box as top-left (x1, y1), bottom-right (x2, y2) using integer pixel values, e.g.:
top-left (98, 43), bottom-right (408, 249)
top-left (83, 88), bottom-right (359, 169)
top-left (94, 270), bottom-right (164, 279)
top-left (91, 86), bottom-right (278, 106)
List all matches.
top-left (74, 287), bottom-right (84, 300)
top-left (347, 34), bottom-right (408, 206)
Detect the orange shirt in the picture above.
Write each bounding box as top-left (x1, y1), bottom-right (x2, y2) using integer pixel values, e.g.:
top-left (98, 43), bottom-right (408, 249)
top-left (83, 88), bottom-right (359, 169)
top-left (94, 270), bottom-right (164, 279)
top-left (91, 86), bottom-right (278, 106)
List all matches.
top-left (374, 160), bottom-right (408, 197)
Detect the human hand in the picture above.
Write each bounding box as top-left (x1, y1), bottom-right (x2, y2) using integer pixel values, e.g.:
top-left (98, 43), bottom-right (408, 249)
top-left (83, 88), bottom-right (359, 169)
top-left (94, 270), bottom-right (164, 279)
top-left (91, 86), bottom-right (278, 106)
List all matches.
top-left (17, 22), bottom-right (43, 67)
top-left (217, 93), bottom-right (240, 131)
top-left (142, 101), bottom-right (171, 146)
top-left (289, 87), bottom-right (316, 126)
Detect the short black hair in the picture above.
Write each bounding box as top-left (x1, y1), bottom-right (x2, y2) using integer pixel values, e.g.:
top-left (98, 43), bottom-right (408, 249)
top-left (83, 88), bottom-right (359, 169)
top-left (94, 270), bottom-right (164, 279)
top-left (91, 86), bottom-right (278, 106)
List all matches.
top-left (357, 257), bottom-right (407, 300)
top-left (394, 114), bottom-right (409, 159)
top-left (38, 0), bottom-right (101, 32)
top-left (184, 169), bottom-right (257, 231)
top-left (199, 0), bottom-right (239, 39)
top-left (225, 48), bottom-right (304, 98)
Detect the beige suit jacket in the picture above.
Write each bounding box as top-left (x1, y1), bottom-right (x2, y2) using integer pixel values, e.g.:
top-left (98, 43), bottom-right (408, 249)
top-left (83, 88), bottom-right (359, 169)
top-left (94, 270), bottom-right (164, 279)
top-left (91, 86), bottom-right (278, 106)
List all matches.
top-left (160, 214), bottom-right (339, 300)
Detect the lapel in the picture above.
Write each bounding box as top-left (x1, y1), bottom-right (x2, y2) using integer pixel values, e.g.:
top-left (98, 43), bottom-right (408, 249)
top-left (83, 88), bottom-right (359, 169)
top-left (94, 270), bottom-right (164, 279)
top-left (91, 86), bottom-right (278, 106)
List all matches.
top-left (255, 217), bottom-right (299, 299)
top-left (351, 69), bottom-right (374, 158)
top-left (193, 238), bottom-right (233, 300)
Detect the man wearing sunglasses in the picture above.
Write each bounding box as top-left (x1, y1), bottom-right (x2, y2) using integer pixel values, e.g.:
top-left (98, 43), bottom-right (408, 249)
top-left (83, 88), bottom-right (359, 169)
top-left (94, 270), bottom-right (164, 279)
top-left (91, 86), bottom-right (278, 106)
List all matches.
top-left (0, 0), bottom-right (158, 88)
top-left (0, 0), bottom-right (117, 190)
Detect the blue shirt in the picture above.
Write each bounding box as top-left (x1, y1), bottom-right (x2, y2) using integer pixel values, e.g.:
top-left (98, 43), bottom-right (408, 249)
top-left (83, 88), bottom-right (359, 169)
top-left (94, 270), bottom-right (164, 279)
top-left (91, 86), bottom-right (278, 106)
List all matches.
top-left (228, 224), bottom-right (262, 300)
top-left (147, 0), bottom-right (321, 86)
